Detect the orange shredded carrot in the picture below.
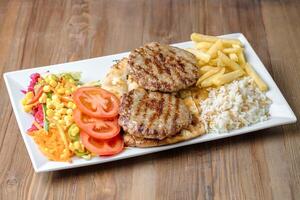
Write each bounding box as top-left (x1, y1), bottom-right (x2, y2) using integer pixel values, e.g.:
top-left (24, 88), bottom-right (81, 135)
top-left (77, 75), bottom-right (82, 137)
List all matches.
top-left (33, 121), bottom-right (43, 130)
top-left (30, 128), bottom-right (73, 162)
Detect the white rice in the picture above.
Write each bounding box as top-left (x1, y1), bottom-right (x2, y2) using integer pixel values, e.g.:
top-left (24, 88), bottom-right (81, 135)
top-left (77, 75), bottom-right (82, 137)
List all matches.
top-left (200, 76), bottom-right (272, 133)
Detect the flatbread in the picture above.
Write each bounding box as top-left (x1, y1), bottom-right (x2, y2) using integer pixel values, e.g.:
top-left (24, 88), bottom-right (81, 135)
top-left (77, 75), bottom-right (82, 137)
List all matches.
top-left (101, 58), bottom-right (129, 98)
top-left (101, 58), bottom-right (139, 98)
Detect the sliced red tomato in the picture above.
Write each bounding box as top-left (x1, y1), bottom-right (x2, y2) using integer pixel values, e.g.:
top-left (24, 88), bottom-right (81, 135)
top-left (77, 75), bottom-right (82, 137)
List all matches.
top-left (27, 86), bottom-right (43, 104)
top-left (73, 87), bottom-right (120, 119)
top-left (73, 109), bottom-right (120, 140)
top-left (80, 131), bottom-right (124, 156)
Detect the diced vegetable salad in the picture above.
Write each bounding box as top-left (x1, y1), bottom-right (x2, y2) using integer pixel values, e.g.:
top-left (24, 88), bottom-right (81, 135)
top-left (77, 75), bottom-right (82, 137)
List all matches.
top-left (22, 73), bottom-right (91, 161)
top-left (21, 72), bottom-right (124, 162)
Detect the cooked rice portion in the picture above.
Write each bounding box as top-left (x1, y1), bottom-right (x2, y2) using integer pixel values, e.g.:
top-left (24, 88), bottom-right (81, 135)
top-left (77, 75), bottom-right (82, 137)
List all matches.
top-left (200, 76), bottom-right (271, 133)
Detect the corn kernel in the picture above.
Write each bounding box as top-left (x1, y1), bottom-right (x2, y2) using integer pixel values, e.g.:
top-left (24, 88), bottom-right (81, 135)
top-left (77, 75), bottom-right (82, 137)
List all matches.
top-left (73, 141), bottom-right (80, 149)
top-left (71, 127), bottom-right (79, 136)
top-left (65, 89), bottom-right (72, 95)
top-left (47, 103), bottom-right (55, 109)
top-left (58, 120), bottom-right (65, 125)
top-left (53, 116), bottom-right (59, 121)
top-left (82, 154), bottom-right (91, 160)
top-left (49, 80), bottom-right (57, 87)
top-left (57, 88), bottom-right (65, 94)
top-left (68, 79), bottom-right (75, 84)
top-left (49, 74), bottom-right (58, 81)
top-left (57, 103), bottom-right (64, 109)
top-left (38, 93), bottom-right (47, 103)
top-left (71, 104), bottom-right (77, 109)
top-left (64, 115), bottom-right (72, 121)
top-left (52, 94), bottom-right (59, 101)
top-left (46, 109), bottom-right (54, 117)
top-left (46, 98), bottom-right (51, 104)
top-left (57, 108), bottom-right (66, 114)
top-left (43, 85), bottom-right (51, 92)
top-left (21, 98), bottom-right (27, 105)
top-left (25, 91), bottom-right (34, 99)
top-left (66, 109), bottom-right (73, 115)
top-left (24, 105), bottom-right (32, 112)
top-left (67, 102), bottom-right (73, 108)
top-left (54, 112), bottom-right (61, 117)
top-left (49, 123), bottom-right (56, 128)
top-left (69, 143), bottom-right (74, 151)
top-left (71, 87), bottom-right (77, 92)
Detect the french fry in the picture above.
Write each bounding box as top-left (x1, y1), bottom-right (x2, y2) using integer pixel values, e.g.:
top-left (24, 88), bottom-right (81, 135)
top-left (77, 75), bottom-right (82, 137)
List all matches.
top-left (196, 67), bottom-right (220, 86)
top-left (186, 48), bottom-right (211, 63)
top-left (191, 33), bottom-right (243, 46)
top-left (198, 59), bottom-right (207, 67)
top-left (229, 53), bottom-right (239, 62)
top-left (199, 65), bottom-right (218, 75)
top-left (218, 51), bottom-right (242, 71)
top-left (244, 63), bottom-right (268, 91)
top-left (207, 40), bottom-right (223, 59)
top-left (232, 44), bottom-right (242, 49)
top-left (217, 58), bottom-right (224, 68)
top-left (201, 67), bottom-right (225, 88)
top-left (237, 51), bottom-right (246, 68)
top-left (196, 42), bottom-right (213, 50)
top-left (214, 70), bottom-right (244, 86)
top-left (222, 47), bottom-right (241, 54)
top-left (208, 58), bottom-right (218, 66)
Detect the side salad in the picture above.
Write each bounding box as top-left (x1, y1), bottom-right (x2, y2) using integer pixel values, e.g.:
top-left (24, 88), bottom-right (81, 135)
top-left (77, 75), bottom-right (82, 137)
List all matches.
top-left (21, 72), bottom-right (124, 162)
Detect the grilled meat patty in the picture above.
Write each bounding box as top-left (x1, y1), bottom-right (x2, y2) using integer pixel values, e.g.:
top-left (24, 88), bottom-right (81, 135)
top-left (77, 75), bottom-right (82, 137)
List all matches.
top-left (128, 42), bottom-right (199, 92)
top-left (118, 88), bottom-right (192, 140)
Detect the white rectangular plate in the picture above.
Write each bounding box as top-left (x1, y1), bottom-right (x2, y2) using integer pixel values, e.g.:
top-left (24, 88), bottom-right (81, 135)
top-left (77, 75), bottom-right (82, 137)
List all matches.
top-left (4, 33), bottom-right (297, 172)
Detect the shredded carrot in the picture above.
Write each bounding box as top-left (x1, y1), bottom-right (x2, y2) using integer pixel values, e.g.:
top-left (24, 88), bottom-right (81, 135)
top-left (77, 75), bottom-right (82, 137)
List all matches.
top-left (33, 121), bottom-right (43, 130)
top-left (30, 128), bottom-right (73, 162)
top-left (61, 96), bottom-right (73, 102)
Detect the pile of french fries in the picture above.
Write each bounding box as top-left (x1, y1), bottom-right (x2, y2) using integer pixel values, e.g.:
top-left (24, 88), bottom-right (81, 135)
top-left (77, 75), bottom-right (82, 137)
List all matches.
top-left (187, 33), bottom-right (268, 91)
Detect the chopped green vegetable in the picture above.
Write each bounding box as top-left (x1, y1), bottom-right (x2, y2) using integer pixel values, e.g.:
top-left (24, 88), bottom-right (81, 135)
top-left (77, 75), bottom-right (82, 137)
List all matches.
top-left (81, 80), bottom-right (102, 87)
top-left (42, 104), bottom-right (49, 132)
top-left (59, 72), bottom-right (81, 81)
top-left (46, 92), bottom-right (52, 98)
top-left (68, 124), bottom-right (80, 141)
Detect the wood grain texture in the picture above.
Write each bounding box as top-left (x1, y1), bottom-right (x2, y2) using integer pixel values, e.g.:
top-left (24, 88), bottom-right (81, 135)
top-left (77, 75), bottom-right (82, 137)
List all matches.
top-left (0, 0), bottom-right (299, 199)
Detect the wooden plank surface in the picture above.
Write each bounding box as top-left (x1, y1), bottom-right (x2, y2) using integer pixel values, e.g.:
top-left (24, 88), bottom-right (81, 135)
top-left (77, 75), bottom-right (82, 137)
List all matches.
top-left (0, 0), bottom-right (299, 199)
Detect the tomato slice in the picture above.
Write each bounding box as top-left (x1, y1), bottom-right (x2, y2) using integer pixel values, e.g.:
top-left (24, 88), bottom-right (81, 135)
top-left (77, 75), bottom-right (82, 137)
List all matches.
top-left (80, 131), bottom-right (124, 156)
top-left (73, 87), bottom-right (120, 119)
top-left (73, 109), bottom-right (120, 140)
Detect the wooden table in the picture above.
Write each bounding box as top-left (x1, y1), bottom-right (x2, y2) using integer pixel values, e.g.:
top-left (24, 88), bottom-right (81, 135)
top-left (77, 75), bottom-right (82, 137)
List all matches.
top-left (1, 0), bottom-right (299, 199)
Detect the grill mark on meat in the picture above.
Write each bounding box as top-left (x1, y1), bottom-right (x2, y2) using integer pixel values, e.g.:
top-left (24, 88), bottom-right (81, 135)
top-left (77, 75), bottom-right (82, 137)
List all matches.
top-left (162, 94), bottom-right (172, 125)
top-left (171, 63), bottom-right (187, 84)
top-left (136, 93), bottom-right (149, 135)
top-left (148, 92), bottom-right (164, 129)
top-left (160, 93), bottom-right (170, 123)
top-left (135, 91), bottom-right (147, 117)
top-left (171, 98), bottom-right (180, 131)
top-left (167, 95), bottom-right (177, 131)
top-left (128, 90), bottom-right (146, 129)
top-left (134, 62), bottom-right (159, 81)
